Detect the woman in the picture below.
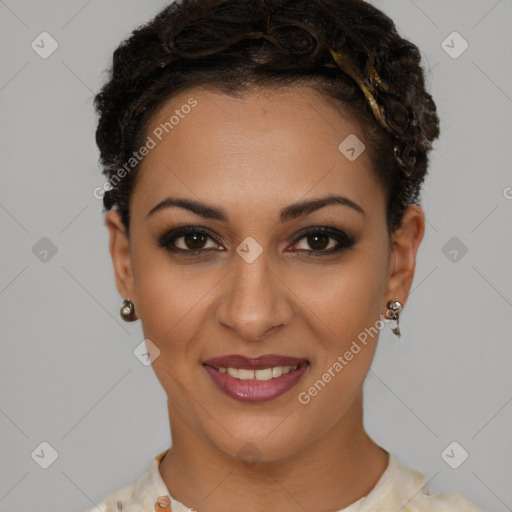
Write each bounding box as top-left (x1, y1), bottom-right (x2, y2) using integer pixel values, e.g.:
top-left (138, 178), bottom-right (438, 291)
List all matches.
top-left (86, 0), bottom-right (483, 510)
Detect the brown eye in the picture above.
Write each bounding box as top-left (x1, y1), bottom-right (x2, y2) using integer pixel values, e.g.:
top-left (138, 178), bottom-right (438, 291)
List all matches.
top-left (289, 227), bottom-right (357, 256)
top-left (158, 226), bottom-right (222, 254)
top-left (180, 232), bottom-right (209, 250)
top-left (303, 233), bottom-right (331, 251)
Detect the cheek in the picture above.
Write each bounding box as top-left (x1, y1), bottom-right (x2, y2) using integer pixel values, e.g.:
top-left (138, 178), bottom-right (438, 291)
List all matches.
top-left (131, 242), bottom-right (211, 338)
top-left (292, 247), bottom-right (389, 345)
top-left (292, 267), bottom-right (388, 429)
top-left (292, 247), bottom-right (389, 398)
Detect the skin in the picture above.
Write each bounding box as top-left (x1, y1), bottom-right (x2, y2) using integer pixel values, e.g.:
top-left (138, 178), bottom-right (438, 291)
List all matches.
top-left (105, 85), bottom-right (425, 512)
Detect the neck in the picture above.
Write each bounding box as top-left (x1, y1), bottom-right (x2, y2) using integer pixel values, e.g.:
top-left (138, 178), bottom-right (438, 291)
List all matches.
top-left (158, 393), bottom-right (389, 512)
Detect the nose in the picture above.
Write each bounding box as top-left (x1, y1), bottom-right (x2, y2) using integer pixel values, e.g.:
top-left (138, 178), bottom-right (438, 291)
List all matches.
top-left (215, 248), bottom-right (293, 342)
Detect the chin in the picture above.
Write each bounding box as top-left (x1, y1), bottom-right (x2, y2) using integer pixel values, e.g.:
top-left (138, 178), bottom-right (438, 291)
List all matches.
top-left (203, 414), bottom-right (318, 466)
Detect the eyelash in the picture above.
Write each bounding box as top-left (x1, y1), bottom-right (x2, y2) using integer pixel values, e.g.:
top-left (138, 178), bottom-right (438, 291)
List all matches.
top-left (157, 225), bottom-right (357, 258)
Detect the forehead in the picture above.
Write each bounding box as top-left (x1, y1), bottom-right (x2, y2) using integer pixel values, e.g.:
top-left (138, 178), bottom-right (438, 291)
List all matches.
top-left (131, 85), bottom-right (383, 220)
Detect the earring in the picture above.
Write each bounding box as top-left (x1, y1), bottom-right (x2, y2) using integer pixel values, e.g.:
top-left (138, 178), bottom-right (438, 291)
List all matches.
top-left (386, 300), bottom-right (402, 337)
top-left (120, 298), bottom-right (136, 322)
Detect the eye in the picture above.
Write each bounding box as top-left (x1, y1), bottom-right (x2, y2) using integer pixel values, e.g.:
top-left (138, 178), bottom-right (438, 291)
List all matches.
top-left (158, 226), bottom-right (222, 254)
top-left (288, 226), bottom-right (356, 257)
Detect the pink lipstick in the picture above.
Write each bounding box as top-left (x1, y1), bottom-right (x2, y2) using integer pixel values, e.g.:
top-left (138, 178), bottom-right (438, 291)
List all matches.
top-left (202, 354), bottom-right (309, 403)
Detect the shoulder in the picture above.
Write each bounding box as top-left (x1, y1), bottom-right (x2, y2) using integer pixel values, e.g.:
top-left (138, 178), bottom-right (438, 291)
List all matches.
top-left (79, 481), bottom-right (144, 512)
top-left (369, 454), bottom-right (485, 512)
top-left (406, 488), bottom-right (485, 511)
top-left (78, 449), bottom-right (171, 512)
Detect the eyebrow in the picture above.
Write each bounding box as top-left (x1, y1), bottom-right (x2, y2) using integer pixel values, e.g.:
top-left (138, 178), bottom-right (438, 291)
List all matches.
top-left (145, 194), bottom-right (365, 222)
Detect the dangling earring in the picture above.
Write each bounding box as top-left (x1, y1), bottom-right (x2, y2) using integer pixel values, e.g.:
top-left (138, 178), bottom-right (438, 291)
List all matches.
top-left (120, 298), bottom-right (136, 322)
top-left (386, 300), bottom-right (403, 337)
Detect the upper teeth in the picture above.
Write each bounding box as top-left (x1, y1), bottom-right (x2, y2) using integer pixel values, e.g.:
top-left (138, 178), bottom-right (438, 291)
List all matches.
top-left (219, 365), bottom-right (299, 381)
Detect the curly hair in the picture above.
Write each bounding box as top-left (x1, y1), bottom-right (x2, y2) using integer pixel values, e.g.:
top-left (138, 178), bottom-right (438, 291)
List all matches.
top-left (94, 0), bottom-right (440, 234)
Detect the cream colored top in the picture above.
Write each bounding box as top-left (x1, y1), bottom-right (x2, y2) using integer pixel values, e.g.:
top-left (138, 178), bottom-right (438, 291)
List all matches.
top-left (82, 449), bottom-right (484, 512)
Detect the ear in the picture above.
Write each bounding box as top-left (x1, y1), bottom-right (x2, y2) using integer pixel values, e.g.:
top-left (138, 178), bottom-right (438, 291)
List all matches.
top-left (104, 210), bottom-right (137, 317)
top-left (384, 204), bottom-right (425, 309)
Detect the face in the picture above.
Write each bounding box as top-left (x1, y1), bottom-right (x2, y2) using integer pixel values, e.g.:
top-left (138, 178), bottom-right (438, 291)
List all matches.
top-left (106, 85), bottom-right (424, 463)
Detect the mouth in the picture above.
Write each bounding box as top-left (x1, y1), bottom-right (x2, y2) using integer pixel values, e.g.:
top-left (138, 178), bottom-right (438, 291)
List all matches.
top-left (202, 354), bottom-right (310, 403)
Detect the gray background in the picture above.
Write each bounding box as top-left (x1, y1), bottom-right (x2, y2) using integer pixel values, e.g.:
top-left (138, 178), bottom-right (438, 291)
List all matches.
top-left (1, 0), bottom-right (511, 511)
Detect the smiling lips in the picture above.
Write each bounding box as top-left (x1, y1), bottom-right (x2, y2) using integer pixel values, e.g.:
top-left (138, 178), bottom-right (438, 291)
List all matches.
top-left (202, 354), bottom-right (310, 402)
